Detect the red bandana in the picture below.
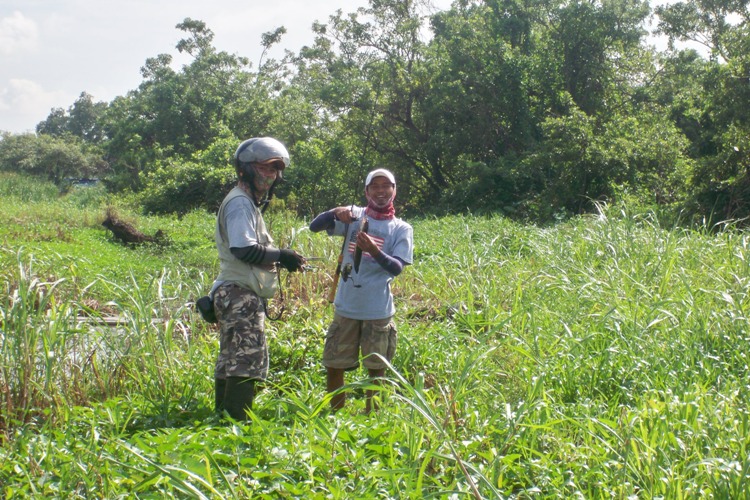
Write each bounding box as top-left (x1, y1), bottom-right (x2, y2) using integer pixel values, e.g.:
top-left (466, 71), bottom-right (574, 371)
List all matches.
top-left (366, 201), bottom-right (395, 220)
top-left (365, 184), bottom-right (396, 220)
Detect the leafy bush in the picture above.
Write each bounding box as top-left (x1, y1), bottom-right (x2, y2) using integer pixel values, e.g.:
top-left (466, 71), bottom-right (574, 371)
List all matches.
top-left (518, 108), bottom-right (693, 222)
top-left (139, 159), bottom-right (235, 215)
top-left (431, 157), bottom-right (527, 217)
top-left (687, 123), bottom-right (750, 224)
top-left (0, 132), bottom-right (107, 184)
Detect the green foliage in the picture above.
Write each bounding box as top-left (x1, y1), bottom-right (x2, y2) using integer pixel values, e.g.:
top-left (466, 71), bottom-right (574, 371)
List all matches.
top-left (427, 2), bottom-right (537, 161)
top-left (546, 0), bottom-right (649, 114)
top-left (37, 92), bottom-right (108, 143)
top-left (0, 132), bottom-right (107, 185)
top-left (0, 186), bottom-right (750, 498)
top-left (137, 135), bottom-right (239, 215)
top-left (139, 160), bottom-right (235, 215)
top-left (282, 136), bottom-right (367, 218)
top-left (297, 0), bottom-right (448, 207)
top-left (603, 111), bottom-right (693, 204)
top-left (3, 0), bottom-right (749, 224)
top-left (687, 125), bottom-right (750, 223)
top-left (0, 172), bottom-right (59, 202)
top-left (518, 106), bottom-right (693, 220)
top-left (432, 157), bottom-right (525, 216)
top-left (678, 56), bottom-right (750, 222)
top-left (3, 195), bottom-right (750, 497)
top-left (654, 0), bottom-right (750, 224)
top-left (98, 18), bottom-right (281, 195)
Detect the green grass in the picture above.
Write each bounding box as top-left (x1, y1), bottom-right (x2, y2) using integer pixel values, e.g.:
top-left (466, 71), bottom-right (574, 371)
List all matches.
top-left (1, 172), bottom-right (749, 498)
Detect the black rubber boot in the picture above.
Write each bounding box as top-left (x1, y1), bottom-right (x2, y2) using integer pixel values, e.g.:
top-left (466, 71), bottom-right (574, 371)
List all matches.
top-left (223, 377), bottom-right (255, 421)
top-left (214, 378), bottom-right (227, 413)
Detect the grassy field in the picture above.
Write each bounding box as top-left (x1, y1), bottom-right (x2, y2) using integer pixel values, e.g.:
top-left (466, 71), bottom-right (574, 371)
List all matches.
top-left (1, 172), bottom-right (749, 498)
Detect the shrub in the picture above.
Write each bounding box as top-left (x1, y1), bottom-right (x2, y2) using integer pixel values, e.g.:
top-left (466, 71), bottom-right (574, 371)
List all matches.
top-left (139, 160), bottom-right (235, 215)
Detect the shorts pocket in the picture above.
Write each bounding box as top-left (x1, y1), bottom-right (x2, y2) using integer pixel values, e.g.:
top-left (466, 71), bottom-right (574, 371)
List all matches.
top-left (385, 322), bottom-right (397, 361)
top-left (323, 321), bottom-right (341, 359)
top-left (362, 321), bottom-right (397, 368)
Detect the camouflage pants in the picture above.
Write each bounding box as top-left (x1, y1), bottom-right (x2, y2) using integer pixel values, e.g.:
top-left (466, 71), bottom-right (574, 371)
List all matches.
top-left (213, 283), bottom-right (268, 380)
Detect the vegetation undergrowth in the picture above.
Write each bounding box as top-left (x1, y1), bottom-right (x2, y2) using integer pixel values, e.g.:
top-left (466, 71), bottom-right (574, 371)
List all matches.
top-left (2, 174), bottom-right (749, 498)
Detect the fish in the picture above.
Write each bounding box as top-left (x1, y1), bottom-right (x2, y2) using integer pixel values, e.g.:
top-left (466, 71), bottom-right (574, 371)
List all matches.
top-left (353, 212), bottom-right (368, 273)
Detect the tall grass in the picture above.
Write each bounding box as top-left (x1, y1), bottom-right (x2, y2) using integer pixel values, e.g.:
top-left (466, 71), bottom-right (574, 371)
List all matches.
top-left (2, 181), bottom-right (750, 497)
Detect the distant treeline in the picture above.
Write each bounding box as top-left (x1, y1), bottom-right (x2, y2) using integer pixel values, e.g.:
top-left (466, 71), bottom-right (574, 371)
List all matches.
top-left (1, 0), bottom-right (748, 224)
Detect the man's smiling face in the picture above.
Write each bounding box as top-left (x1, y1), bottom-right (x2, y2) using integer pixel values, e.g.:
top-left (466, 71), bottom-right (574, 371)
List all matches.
top-left (366, 175), bottom-right (395, 207)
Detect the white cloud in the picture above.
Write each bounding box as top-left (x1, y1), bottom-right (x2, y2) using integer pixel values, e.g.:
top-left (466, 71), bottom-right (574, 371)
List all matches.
top-left (0, 11), bottom-right (38, 55)
top-left (0, 79), bottom-right (71, 133)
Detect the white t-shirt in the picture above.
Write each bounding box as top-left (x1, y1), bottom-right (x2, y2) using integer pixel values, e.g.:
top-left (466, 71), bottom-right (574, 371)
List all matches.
top-left (330, 206), bottom-right (413, 320)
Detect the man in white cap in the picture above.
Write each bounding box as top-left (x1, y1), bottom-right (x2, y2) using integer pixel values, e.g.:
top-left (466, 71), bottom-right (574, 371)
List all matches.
top-left (310, 168), bottom-right (414, 413)
top-left (210, 137), bottom-right (306, 421)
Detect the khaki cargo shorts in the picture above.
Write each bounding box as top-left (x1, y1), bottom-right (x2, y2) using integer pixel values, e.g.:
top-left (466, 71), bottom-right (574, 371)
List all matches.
top-left (323, 314), bottom-right (397, 370)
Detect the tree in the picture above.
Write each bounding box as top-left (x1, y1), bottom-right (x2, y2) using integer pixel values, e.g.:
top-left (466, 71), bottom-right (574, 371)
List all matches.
top-left (426, 1), bottom-right (537, 167)
top-left (656, 0), bottom-right (750, 222)
top-left (520, 105), bottom-right (692, 219)
top-left (36, 108), bottom-right (68, 137)
top-left (67, 93), bottom-right (108, 143)
top-left (100, 18), bottom-right (281, 193)
top-left (37, 92), bottom-right (107, 143)
top-left (295, 0), bottom-right (447, 207)
top-left (539, 0), bottom-right (651, 116)
top-left (0, 132), bottom-right (108, 185)
top-left (655, 0), bottom-right (749, 62)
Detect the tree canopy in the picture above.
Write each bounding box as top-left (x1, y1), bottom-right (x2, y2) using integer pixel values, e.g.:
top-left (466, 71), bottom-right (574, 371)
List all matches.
top-left (0, 0), bottom-right (747, 224)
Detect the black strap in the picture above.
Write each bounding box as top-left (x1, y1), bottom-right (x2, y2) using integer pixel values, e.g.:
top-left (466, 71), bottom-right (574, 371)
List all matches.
top-left (264, 268), bottom-right (285, 321)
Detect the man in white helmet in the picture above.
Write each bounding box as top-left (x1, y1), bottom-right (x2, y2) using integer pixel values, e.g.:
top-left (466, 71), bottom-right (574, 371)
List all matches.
top-left (209, 137), bottom-right (306, 421)
top-left (310, 168), bottom-right (413, 413)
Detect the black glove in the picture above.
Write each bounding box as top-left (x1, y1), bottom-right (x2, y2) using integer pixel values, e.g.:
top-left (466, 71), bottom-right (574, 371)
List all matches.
top-left (278, 248), bottom-right (305, 272)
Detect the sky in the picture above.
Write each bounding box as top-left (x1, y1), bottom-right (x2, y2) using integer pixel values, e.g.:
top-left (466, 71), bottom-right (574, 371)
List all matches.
top-left (1, 0), bottom-right (683, 136)
top-left (0, 0), bottom-right (452, 134)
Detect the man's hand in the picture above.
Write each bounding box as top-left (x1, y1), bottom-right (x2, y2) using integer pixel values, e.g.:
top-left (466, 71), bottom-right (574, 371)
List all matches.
top-left (356, 232), bottom-right (379, 256)
top-left (278, 249), bottom-right (306, 272)
top-left (333, 206), bottom-right (357, 224)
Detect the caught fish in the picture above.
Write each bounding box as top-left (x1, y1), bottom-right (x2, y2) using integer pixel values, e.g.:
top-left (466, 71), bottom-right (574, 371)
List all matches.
top-left (353, 212), bottom-right (368, 273)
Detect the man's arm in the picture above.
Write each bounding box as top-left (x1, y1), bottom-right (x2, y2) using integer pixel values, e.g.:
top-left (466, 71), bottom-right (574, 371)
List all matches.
top-left (230, 244), bottom-right (280, 265)
top-left (309, 209), bottom-right (336, 233)
top-left (231, 244), bottom-right (305, 272)
top-left (357, 232), bottom-right (406, 276)
top-left (374, 252), bottom-right (406, 276)
top-left (310, 206), bottom-right (359, 233)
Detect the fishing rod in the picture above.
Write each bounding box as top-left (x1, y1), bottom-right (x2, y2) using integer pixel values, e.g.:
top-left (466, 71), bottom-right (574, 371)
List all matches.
top-left (326, 80), bottom-right (382, 301)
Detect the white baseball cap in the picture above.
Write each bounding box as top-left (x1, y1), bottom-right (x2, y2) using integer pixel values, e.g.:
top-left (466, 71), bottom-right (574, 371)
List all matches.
top-left (365, 168), bottom-right (396, 187)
